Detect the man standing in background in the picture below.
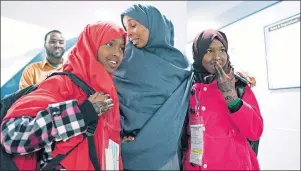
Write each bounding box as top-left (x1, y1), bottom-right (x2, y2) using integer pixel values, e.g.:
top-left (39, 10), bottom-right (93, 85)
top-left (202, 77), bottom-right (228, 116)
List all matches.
top-left (19, 30), bottom-right (66, 89)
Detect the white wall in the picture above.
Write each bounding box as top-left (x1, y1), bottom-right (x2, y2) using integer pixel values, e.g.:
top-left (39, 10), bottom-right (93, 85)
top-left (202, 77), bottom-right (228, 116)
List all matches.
top-left (219, 1), bottom-right (300, 170)
top-left (0, 17), bottom-right (50, 85)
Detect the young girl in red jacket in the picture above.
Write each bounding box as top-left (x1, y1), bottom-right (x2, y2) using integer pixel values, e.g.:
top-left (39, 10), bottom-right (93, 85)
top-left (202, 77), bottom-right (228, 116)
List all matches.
top-left (182, 29), bottom-right (263, 170)
top-left (1, 21), bottom-right (126, 170)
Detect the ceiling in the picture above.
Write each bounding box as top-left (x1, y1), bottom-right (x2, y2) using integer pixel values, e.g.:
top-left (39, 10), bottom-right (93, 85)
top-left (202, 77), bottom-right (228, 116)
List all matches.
top-left (187, 1), bottom-right (244, 20)
top-left (1, 1), bottom-right (278, 42)
top-left (1, 1), bottom-right (134, 37)
top-left (1, 1), bottom-right (245, 35)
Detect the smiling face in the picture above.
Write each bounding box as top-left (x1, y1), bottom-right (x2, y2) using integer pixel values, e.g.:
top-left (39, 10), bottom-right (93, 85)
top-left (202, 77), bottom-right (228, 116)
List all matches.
top-left (201, 39), bottom-right (228, 74)
top-left (122, 15), bottom-right (149, 48)
top-left (97, 35), bottom-right (125, 74)
top-left (44, 32), bottom-right (66, 59)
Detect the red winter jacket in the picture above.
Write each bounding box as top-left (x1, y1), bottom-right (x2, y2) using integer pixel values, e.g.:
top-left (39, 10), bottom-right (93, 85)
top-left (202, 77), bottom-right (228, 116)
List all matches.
top-left (183, 80), bottom-right (263, 170)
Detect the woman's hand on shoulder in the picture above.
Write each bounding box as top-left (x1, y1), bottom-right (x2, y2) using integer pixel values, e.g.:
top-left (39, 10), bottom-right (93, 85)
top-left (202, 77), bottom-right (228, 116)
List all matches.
top-left (237, 71), bottom-right (256, 88)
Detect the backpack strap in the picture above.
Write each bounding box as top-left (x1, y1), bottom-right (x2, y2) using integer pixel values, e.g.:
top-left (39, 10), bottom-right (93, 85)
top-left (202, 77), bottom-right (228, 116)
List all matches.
top-left (86, 135), bottom-right (101, 171)
top-left (41, 71), bottom-right (101, 171)
top-left (41, 137), bottom-right (85, 170)
top-left (46, 72), bottom-right (95, 96)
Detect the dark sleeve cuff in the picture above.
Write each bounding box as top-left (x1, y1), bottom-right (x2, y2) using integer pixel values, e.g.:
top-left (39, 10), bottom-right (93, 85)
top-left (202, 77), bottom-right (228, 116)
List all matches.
top-left (228, 98), bottom-right (243, 113)
top-left (79, 100), bottom-right (98, 126)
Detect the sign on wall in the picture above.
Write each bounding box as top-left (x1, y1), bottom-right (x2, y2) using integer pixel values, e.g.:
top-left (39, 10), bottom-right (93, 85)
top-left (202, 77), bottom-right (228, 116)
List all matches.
top-left (264, 13), bottom-right (300, 90)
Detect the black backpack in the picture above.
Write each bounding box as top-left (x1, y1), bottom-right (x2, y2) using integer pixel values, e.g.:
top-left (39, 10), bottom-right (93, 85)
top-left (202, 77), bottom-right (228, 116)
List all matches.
top-left (180, 73), bottom-right (260, 158)
top-left (0, 72), bottom-right (101, 171)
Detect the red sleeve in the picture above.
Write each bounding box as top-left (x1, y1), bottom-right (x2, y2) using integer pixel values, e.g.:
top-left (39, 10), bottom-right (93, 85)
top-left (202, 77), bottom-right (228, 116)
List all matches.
top-left (228, 86), bottom-right (263, 141)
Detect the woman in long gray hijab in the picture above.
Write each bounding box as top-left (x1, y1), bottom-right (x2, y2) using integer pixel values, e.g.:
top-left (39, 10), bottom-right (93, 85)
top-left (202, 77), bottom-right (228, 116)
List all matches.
top-left (113, 4), bottom-right (193, 170)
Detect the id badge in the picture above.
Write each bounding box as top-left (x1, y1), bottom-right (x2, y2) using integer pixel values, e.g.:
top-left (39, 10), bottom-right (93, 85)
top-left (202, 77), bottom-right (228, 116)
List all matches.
top-left (189, 112), bottom-right (204, 166)
top-left (190, 123), bottom-right (204, 166)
